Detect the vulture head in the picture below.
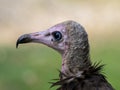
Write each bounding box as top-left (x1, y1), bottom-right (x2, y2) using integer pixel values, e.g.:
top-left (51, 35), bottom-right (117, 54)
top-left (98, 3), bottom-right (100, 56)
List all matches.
top-left (17, 21), bottom-right (91, 75)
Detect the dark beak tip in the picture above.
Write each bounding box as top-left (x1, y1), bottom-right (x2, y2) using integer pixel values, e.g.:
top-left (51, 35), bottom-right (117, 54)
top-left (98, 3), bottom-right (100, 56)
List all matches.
top-left (16, 42), bottom-right (19, 48)
top-left (16, 37), bottom-right (21, 48)
top-left (16, 34), bottom-right (32, 49)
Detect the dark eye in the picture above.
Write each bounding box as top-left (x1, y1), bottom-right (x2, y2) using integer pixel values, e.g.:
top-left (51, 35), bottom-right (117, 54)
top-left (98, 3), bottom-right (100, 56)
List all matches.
top-left (52, 31), bottom-right (62, 41)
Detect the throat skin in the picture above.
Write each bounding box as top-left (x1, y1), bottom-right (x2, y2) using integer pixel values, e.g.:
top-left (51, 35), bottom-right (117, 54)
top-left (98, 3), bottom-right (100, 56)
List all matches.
top-left (61, 21), bottom-right (91, 76)
top-left (61, 40), bottom-right (91, 76)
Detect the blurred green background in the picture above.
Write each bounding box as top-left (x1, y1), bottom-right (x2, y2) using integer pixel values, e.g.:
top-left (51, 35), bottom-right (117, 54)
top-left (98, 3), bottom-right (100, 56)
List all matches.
top-left (0, 0), bottom-right (120, 90)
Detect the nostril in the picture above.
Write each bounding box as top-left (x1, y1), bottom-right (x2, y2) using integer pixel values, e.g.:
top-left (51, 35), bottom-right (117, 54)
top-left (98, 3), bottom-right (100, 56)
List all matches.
top-left (45, 33), bottom-right (50, 36)
top-left (33, 33), bottom-right (40, 36)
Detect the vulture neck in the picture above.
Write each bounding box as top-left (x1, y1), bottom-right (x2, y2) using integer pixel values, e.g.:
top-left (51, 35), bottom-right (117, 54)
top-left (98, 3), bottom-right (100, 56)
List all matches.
top-left (62, 42), bottom-right (91, 76)
top-left (61, 29), bottom-right (91, 76)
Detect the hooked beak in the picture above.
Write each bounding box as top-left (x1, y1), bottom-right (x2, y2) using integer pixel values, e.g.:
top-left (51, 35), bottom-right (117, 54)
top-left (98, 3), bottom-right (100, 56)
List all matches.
top-left (16, 31), bottom-right (51, 48)
top-left (16, 34), bottom-right (32, 48)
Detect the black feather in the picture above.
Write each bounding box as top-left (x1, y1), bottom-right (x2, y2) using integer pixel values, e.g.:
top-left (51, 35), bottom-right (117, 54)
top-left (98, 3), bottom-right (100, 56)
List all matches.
top-left (51, 62), bottom-right (114, 90)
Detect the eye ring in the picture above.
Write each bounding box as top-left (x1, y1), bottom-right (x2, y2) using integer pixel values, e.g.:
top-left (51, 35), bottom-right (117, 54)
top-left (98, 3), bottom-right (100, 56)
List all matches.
top-left (52, 31), bottom-right (62, 41)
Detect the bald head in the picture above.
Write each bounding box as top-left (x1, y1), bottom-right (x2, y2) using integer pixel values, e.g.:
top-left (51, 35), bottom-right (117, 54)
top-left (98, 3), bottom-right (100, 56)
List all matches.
top-left (17, 20), bottom-right (88, 55)
top-left (17, 20), bottom-right (91, 74)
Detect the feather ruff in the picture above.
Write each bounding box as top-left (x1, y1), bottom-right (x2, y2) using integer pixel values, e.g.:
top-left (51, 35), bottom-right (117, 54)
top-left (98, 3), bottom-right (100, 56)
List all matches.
top-left (50, 62), bottom-right (114, 90)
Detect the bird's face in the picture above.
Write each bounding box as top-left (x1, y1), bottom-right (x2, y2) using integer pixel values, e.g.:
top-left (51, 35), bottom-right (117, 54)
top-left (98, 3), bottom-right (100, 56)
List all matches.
top-left (16, 23), bottom-right (68, 54)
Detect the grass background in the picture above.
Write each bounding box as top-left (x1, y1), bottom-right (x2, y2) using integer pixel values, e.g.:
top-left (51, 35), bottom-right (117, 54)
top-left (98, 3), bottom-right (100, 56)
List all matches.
top-left (0, 37), bottom-right (120, 90)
